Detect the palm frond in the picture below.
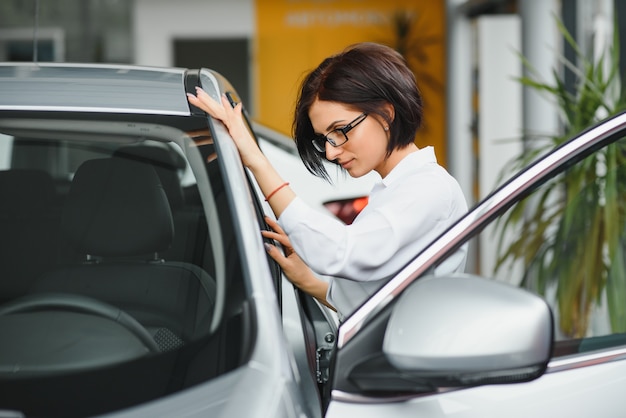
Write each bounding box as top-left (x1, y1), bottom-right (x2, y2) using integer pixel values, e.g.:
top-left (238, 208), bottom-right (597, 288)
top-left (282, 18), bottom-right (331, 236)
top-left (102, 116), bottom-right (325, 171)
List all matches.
top-left (496, 16), bottom-right (626, 337)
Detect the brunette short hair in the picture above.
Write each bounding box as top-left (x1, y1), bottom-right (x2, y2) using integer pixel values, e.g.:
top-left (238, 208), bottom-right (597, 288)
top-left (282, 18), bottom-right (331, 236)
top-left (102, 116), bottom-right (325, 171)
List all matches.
top-left (293, 42), bottom-right (423, 180)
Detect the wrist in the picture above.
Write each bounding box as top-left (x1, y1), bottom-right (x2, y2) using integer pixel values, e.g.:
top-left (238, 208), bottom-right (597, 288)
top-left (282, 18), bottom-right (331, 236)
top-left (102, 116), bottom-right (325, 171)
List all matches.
top-left (265, 182), bottom-right (290, 201)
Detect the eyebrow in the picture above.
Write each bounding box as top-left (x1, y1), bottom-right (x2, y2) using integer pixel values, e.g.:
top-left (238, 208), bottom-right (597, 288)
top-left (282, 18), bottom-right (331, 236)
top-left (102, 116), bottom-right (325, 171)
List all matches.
top-left (325, 119), bottom-right (346, 131)
top-left (312, 118), bottom-right (349, 136)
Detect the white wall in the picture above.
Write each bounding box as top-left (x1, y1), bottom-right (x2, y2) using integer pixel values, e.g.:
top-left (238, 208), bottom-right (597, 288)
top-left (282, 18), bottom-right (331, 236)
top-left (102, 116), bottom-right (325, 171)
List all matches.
top-left (133, 0), bottom-right (254, 67)
top-left (445, 0), bottom-right (473, 205)
top-left (520, 0), bottom-right (559, 152)
top-left (477, 15), bottom-right (522, 195)
top-left (476, 15), bottom-right (523, 281)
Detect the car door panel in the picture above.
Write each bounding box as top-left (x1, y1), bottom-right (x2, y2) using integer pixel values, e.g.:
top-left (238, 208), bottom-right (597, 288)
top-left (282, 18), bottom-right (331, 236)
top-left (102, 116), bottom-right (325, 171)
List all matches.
top-left (327, 357), bottom-right (626, 417)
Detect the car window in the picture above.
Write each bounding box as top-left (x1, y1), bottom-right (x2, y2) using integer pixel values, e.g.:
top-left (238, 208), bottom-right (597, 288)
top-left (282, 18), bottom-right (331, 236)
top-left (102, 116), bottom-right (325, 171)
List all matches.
top-left (453, 134), bottom-right (626, 358)
top-left (0, 118), bottom-right (254, 416)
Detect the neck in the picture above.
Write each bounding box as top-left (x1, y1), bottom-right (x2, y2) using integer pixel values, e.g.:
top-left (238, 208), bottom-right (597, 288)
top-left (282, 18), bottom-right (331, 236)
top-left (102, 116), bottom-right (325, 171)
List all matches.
top-left (377, 143), bottom-right (419, 178)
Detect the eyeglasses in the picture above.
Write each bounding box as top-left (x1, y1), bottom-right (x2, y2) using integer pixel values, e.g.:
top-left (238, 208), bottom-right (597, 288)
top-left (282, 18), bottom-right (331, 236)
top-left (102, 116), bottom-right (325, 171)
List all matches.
top-left (311, 113), bottom-right (368, 153)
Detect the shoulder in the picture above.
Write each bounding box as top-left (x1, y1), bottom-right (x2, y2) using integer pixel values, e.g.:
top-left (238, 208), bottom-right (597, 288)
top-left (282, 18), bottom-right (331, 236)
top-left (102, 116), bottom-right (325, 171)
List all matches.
top-left (393, 162), bottom-right (462, 198)
top-left (373, 163), bottom-right (466, 218)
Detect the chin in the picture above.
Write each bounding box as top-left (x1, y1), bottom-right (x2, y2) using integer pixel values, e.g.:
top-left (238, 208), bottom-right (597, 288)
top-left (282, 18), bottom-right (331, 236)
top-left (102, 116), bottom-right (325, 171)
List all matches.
top-left (346, 168), bottom-right (366, 178)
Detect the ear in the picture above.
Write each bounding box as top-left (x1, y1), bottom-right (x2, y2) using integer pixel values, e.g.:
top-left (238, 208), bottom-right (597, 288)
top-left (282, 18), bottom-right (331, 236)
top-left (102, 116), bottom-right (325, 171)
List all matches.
top-left (382, 102), bottom-right (395, 124)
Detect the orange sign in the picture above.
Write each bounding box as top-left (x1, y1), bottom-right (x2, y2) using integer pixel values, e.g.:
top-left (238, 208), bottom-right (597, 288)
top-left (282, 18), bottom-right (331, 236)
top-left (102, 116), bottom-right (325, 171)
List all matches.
top-left (255, 0), bottom-right (447, 164)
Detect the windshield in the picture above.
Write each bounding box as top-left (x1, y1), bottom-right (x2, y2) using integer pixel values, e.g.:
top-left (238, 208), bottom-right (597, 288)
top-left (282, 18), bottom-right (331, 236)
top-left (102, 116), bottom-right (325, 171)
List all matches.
top-left (0, 117), bottom-right (252, 416)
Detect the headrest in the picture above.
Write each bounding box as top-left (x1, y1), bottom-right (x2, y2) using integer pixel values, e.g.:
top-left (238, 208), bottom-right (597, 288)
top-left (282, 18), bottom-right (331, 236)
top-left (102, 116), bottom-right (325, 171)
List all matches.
top-left (0, 169), bottom-right (55, 218)
top-left (113, 145), bottom-right (185, 210)
top-left (61, 158), bottom-right (174, 257)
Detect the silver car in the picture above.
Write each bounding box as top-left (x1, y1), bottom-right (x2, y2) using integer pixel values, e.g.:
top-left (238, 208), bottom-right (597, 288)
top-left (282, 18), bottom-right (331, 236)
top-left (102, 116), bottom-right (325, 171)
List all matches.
top-left (0, 63), bottom-right (622, 418)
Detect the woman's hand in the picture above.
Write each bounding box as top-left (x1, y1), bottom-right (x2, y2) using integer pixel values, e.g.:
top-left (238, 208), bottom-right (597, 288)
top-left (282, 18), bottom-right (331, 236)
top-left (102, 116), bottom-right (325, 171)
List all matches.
top-left (262, 217), bottom-right (335, 310)
top-left (262, 216), bottom-right (310, 286)
top-left (188, 87), bottom-right (295, 218)
top-left (187, 87), bottom-right (264, 169)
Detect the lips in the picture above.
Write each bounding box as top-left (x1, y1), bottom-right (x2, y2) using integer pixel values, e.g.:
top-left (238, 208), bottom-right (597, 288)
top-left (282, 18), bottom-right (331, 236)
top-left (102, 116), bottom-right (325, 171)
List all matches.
top-left (340, 159), bottom-right (354, 169)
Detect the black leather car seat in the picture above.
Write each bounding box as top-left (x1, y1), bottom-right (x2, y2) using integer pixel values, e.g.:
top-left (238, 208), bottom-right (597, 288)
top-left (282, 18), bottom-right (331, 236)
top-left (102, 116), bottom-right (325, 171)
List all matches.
top-left (30, 158), bottom-right (216, 351)
top-left (112, 144), bottom-right (204, 264)
top-left (112, 144), bottom-right (186, 212)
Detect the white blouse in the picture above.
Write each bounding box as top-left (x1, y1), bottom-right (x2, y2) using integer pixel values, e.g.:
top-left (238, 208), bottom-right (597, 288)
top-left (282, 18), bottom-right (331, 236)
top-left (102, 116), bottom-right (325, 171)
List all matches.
top-left (279, 146), bottom-right (468, 318)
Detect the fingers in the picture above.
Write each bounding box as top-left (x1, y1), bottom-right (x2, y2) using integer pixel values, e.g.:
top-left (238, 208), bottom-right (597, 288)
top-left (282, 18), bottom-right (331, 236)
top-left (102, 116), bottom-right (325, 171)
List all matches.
top-left (187, 87), bottom-right (243, 122)
top-left (264, 216), bottom-right (286, 235)
top-left (264, 242), bottom-right (288, 264)
top-left (262, 217), bottom-right (293, 250)
top-left (187, 92), bottom-right (218, 118)
top-left (261, 230), bottom-right (292, 251)
top-left (190, 88), bottom-right (264, 171)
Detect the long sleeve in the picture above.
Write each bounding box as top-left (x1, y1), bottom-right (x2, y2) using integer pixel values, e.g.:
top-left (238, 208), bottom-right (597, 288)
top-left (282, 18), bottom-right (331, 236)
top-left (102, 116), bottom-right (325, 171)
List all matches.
top-left (279, 147), bottom-right (468, 283)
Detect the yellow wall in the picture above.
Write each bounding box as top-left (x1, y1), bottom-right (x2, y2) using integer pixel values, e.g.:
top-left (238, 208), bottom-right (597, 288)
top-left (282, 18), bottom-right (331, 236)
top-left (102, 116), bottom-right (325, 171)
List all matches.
top-left (254, 0), bottom-right (447, 165)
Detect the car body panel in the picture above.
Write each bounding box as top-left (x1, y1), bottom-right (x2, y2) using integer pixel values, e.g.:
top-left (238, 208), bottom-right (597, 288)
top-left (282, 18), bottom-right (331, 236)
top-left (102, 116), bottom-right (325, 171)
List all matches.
top-left (328, 358), bottom-right (626, 417)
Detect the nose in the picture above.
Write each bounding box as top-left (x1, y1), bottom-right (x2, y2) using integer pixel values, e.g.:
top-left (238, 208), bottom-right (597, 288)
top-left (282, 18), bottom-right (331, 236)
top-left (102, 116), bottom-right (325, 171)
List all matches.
top-left (325, 141), bottom-right (342, 160)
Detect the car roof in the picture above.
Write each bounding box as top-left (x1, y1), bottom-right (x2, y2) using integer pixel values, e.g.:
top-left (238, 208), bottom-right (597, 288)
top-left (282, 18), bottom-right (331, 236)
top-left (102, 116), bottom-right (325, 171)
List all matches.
top-left (0, 62), bottom-right (193, 116)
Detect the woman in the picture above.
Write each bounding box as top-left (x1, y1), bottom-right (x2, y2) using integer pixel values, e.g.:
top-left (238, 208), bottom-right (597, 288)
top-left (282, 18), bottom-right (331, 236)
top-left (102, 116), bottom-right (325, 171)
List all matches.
top-left (187, 42), bottom-right (468, 319)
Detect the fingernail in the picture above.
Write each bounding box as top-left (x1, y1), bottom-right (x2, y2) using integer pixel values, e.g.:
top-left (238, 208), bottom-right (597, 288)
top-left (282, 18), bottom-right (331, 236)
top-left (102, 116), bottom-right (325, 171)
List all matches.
top-left (264, 243), bottom-right (272, 253)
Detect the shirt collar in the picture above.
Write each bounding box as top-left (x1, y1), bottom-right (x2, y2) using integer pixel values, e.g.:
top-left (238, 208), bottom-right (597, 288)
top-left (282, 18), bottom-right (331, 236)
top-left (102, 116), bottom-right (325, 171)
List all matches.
top-left (380, 146), bottom-right (437, 187)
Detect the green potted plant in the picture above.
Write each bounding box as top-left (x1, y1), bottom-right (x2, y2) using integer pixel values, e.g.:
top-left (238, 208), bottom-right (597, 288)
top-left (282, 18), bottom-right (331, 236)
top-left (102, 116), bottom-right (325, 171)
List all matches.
top-left (495, 18), bottom-right (626, 338)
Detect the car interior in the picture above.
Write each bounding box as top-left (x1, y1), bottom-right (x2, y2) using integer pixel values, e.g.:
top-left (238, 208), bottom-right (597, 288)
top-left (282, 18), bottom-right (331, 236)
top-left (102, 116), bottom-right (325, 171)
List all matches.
top-left (0, 120), bottom-right (256, 416)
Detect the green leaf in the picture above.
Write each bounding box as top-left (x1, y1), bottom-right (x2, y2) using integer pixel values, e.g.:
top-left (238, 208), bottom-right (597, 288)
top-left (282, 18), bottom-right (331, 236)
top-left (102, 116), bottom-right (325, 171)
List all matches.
top-left (498, 14), bottom-right (626, 337)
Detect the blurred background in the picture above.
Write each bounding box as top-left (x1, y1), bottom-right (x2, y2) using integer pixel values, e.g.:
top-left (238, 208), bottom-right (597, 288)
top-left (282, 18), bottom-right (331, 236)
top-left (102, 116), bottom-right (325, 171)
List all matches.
top-left (0, 0), bottom-right (622, 208)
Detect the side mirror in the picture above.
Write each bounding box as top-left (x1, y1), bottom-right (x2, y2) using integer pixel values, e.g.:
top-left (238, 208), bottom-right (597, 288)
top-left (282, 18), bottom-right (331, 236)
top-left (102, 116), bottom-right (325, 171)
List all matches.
top-left (383, 274), bottom-right (553, 387)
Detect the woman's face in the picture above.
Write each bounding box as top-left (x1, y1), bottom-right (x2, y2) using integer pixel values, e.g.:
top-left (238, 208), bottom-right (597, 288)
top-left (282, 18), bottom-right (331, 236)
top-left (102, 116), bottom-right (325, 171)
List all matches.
top-left (309, 99), bottom-right (391, 178)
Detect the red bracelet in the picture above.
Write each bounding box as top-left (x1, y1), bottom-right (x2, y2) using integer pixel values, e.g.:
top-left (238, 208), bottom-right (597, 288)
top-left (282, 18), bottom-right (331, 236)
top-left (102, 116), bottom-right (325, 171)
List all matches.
top-left (265, 182), bottom-right (290, 201)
